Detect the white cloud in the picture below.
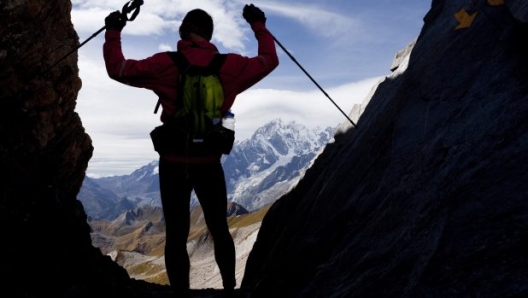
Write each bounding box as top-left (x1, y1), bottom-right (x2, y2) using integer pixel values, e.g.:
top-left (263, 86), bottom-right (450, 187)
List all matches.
top-left (71, 0), bottom-right (360, 53)
top-left (158, 43), bottom-right (173, 51)
top-left (258, 2), bottom-right (363, 39)
top-left (232, 77), bottom-right (381, 138)
top-left (72, 0), bottom-right (249, 51)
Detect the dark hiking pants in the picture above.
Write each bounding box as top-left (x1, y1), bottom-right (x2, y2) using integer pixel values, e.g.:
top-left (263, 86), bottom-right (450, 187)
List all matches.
top-left (159, 158), bottom-right (236, 293)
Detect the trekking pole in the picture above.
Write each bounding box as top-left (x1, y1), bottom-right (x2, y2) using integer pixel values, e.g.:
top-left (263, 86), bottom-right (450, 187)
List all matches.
top-left (271, 34), bottom-right (358, 128)
top-left (42, 0), bottom-right (144, 75)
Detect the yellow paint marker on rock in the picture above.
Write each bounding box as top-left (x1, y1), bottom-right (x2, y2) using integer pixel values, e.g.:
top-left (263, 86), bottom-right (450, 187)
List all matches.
top-left (454, 8), bottom-right (478, 30)
top-left (488, 0), bottom-right (505, 6)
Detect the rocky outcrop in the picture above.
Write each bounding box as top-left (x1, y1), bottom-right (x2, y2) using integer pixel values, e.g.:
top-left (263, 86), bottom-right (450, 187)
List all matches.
top-left (0, 1), bottom-right (166, 297)
top-left (242, 1), bottom-right (528, 297)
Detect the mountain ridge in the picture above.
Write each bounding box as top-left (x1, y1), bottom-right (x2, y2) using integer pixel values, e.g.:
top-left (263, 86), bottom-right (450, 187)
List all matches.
top-left (79, 118), bottom-right (333, 220)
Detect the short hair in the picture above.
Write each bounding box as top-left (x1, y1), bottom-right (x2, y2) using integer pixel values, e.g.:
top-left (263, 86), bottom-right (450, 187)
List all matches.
top-left (179, 9), bottom-right (214, 41)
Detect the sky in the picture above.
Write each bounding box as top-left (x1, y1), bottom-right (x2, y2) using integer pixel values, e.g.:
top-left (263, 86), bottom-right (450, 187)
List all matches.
top-left (71, 0), bottom-right (431, 178)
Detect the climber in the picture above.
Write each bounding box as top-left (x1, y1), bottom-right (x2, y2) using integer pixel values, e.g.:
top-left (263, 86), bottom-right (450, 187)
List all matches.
top-left (102, 4), bottom-right (278, 297)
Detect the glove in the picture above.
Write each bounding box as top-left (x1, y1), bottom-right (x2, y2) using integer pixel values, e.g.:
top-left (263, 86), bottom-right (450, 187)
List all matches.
top-left (243, 4), bottom-right (266, 25)
top-left (105, 11), bottom-right (127, 31)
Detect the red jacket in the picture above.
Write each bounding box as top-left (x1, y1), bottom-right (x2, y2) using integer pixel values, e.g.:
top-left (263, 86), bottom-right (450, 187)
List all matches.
top-left (103, 22), bottom-right (279, 162)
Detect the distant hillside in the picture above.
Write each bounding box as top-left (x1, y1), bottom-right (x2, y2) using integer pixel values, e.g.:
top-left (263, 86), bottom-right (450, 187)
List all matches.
top-left (90, 202), bottom-right (260, 287)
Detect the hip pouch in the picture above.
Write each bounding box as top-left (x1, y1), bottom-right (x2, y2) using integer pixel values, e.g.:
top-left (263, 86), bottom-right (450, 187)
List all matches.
top-left (150, 116), bottom-right (234, 156)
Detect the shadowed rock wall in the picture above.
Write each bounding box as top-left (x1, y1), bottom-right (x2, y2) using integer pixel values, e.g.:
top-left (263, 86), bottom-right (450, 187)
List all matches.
top-left (242, 0), bottom-right (528, 297)
top-left (0, 1), bottom-right (162, 297)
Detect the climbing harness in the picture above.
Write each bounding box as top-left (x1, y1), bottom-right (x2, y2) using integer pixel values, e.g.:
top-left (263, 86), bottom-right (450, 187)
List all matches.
top-left (271, 34), bottom-right (358, 128)
top-left (43, 0), bottom-right (144, 74)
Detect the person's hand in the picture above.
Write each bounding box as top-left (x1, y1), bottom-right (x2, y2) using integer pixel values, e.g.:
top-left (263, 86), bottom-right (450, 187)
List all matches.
top-left (105, 11), bottom-right (127, 31)
top-left (243, 4), bottom-right (266, 25)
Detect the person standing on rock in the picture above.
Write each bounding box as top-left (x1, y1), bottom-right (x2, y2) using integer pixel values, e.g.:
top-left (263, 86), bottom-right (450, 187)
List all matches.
top-left (102, 3), bottom-right (278, 297)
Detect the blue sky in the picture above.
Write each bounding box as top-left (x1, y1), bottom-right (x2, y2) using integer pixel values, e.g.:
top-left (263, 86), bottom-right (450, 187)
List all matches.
top-left (71, 0), bottom-right (431, 177)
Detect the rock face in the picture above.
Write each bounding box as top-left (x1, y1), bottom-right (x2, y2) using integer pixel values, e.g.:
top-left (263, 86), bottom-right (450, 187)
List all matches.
top-left (242, 1), bottom-right (528, 297)
top-left (0, 1), bottom-right (164, 297)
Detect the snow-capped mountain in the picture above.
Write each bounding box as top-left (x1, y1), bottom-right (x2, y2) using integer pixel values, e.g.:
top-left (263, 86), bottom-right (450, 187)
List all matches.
top-left (91, 160), bottom-right (161, 205)
top-left (78, 119), bottom-right (334, 219)
top-left (223, 118), bottom-right (334, 211)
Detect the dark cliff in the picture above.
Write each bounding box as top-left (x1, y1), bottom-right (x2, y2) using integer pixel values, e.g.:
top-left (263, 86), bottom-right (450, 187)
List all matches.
top-left (0, 1), bottom-right (166, 297)
top-left (242, 0), bottom-right (528, 297)
top-left (2, 0), bottom-right (528, 297)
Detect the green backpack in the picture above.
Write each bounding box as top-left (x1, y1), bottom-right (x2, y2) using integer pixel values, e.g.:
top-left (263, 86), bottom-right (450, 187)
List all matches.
top-left (170, 51), bottom-right (226, 133)
top-left (150, 51), bottom-right (235, 156)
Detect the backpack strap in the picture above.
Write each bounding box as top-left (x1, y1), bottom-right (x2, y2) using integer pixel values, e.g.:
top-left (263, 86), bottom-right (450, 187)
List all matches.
top-left (207, 54), bottom-right (227, 74)
top-left (167, 51), bottom-right (189, 72)
top-left (168, 51), bottom-right (227, 75)
top-left (153, 51), bottom-right (227, 114)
